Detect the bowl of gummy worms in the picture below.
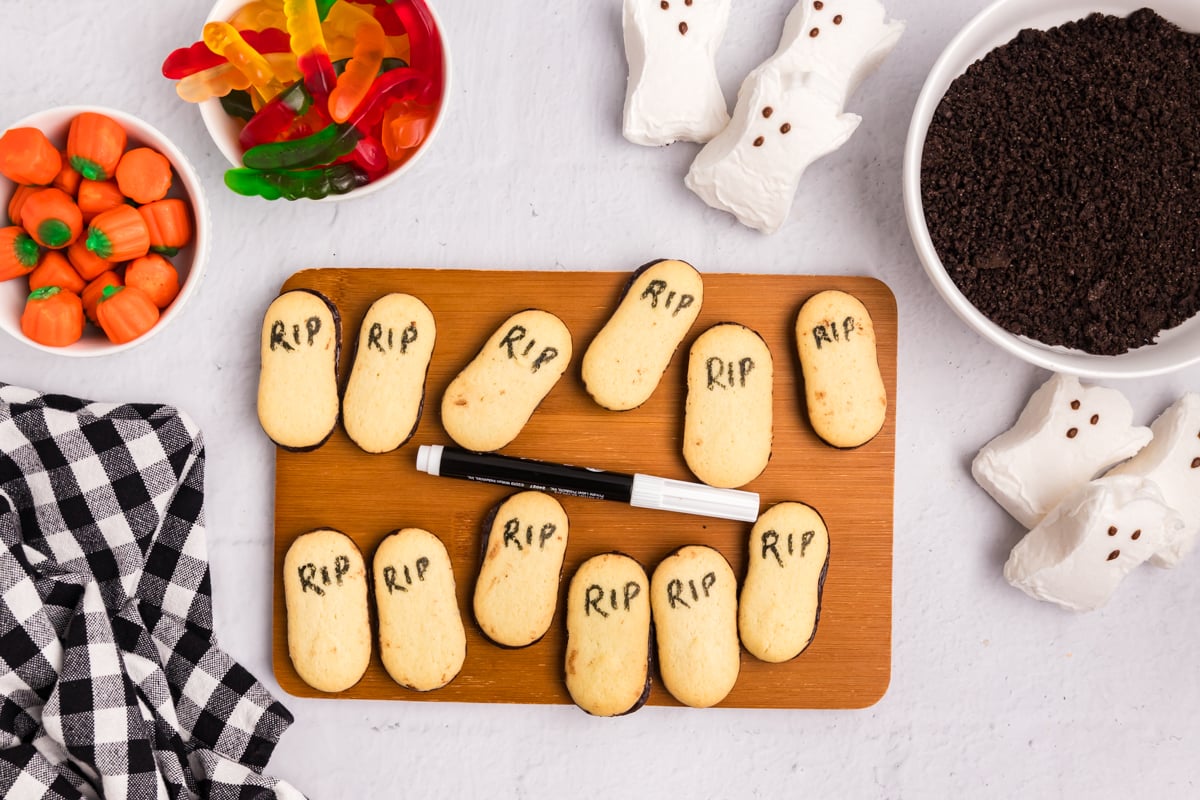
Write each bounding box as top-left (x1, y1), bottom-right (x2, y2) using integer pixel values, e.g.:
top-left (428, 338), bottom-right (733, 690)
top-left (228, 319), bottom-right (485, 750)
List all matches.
top-left (163, 0), bottom-right (449, 202)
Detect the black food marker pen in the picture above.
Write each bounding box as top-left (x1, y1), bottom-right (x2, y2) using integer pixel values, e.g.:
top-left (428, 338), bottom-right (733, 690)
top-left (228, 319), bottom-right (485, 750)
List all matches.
top-left (415, 445), bottom-right (760, 523)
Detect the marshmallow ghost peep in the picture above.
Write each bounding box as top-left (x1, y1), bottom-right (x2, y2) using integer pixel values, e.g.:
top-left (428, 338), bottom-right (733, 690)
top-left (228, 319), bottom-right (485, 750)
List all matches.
top-left (972, 373), bottom-right (1151, 530)
top-left (686, 71), bottom-right (859, 234)
top-left (1004, 475), bottom-right (1183, 612)
top-left (1106, 393), bottom-right (1200, 568)
top-left (768, 0), bottom-right (906, 106)
top-left (686, 0), bottom-right (904, 233)
top-left (622, 0), bottom-right (732, 146)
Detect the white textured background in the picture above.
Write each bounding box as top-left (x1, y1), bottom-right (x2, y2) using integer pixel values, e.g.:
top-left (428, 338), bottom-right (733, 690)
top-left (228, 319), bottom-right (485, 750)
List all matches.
top-left (1, 1), bottom-right (1197, 797)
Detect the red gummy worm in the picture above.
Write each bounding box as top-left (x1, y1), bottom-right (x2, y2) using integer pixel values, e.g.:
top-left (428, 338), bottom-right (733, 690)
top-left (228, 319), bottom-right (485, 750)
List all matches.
top-left (347, 68), bottom-right (432, 133)
top-left (391, 0), bottom-right (444, 92)
top-left (297, 51), bottom-right (338, 112)
top-left (162, 28), bottom-right (291, 79)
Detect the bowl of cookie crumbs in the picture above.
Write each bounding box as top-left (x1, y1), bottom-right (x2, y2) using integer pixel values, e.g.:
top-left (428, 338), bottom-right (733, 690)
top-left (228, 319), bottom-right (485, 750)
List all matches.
top-left (903, 0), bottom-right (1200, 379)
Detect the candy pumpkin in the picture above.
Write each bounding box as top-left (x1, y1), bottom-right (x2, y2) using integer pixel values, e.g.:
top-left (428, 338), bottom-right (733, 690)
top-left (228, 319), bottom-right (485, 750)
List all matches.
top-left (0, 225), bottom-right (40, 282)
top-left (125, 253), bottom-right (180, 309)
top-left (85, 204), bottom-right (149, 262)
top-left (21, 187), bottom-right (82, 249)
top-left (81, 271), bottom-right (122, 325)
top-left (95, 284), bottom-right (159, 344)
top-left (21, 286), bottom-right (84, 347)
top-left (66, 112), bottom-right (126, 181)
top-left (28, 250), bottom-right (86, 294)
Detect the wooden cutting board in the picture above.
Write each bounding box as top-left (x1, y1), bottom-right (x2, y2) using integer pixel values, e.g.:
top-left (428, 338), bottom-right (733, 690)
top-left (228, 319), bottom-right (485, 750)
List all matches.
top-left (273, 267), bottom-right (896, 708)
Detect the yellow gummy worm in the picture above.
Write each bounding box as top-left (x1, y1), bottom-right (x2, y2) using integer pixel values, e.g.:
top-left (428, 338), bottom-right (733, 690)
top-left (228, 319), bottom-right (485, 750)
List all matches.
top-left (283, 0), bottom-right (329, 58)
top-left (327, 33), bottom-right (411, 68)
top-left (229, 0), bottom-right (287, 33)
top-left (175, 55), bottom-right (300, 103)
top-left (321, 0), bottom-right (378, 40)
top-left (203, 21), bottom-right (286, 100)
top-left (175, 62), bottom-right (252, 103)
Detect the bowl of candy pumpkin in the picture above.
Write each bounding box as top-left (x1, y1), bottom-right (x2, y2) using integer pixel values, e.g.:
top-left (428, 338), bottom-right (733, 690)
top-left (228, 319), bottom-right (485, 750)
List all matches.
top-left (0, 106), bottom-right (209, 355)
top-left (164, 0), bottom-right (449, 202)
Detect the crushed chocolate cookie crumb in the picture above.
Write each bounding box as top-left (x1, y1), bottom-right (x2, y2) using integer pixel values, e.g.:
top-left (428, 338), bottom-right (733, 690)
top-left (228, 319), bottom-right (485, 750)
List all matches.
top-left (921, 9), bottom-right (1200, 355)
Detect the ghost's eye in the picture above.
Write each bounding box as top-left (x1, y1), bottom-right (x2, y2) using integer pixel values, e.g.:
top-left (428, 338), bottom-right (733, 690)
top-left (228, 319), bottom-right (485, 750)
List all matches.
top-left (834, 14), bottom-right (843, 25)
top-left (1066, 427), bottom-right (1079, 438)
top-left (679, 21), bottom-right (688, 34)
top-left (1070, 399), bottom-right (1081, 410)
top-left (685, 0), bottom-right (693, 5)
top-left (753, 136), bottom-right (765, 147)
top-left (1090, 414), bottom-right (1099, 425)
top-left (1190, 457), bottom-right (1200, 468)
top-left (1107, 550), bottom-right (1120, 561)
top-left (660, 0), bottom-right (668, 8)
top-left (1107, 526), bottom-right (1118, 536)
top-left (1131, 530), bottom-right (1142, 540)
top-left (780, 123), bottom-right (792, 134)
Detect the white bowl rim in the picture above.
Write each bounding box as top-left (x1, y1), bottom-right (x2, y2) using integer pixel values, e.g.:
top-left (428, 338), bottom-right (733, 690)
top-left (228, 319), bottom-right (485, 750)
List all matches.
top-left (197, 0), bottom-right (452, 203)
top-left (0, 104), bottom-right (211, 358)
top-left (902, 0), bottom-right (1200, 380)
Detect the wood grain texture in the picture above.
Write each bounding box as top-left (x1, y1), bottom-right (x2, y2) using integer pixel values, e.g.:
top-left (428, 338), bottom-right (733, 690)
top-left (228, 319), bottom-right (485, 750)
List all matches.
top-left (273, 267), bottom-right (896, 708)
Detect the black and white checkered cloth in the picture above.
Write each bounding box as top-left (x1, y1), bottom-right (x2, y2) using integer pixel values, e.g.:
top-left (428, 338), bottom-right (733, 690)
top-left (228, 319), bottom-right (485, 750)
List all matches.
top-left (0, 385), bottom-right (303, 800)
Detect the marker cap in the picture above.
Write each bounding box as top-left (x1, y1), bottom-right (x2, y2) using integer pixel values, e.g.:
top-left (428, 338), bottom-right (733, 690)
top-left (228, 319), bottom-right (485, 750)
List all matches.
top-left (630, 474), bottom-right (760, 523)
top-left (416, 444), bottom-right (443, 475)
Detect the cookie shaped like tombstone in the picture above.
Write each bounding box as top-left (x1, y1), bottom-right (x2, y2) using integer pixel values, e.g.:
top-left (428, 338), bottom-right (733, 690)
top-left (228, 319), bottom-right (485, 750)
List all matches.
top-left (739, 502), bottom-right (830, 663)
top-left (972, 374), bottom-right (1152, 530)
top-left (374, 528), bottom-right (466, 691)
top-left (651, 545), bottom-right (740, 708)
top-left (441, 309), bottom-right (573, 452)
top-left (622, 0), bottom-right (732, 146)
top-left (1004, 475), bottom-right (1184, 612)
top-left (342, 293), bottom-right (436, 454)
top-left (473, 491), bottom-right (570, 648)
top-left (283, 529), bottom-right (371, 693)
top-left (565, 553), bottom-right (653, 716)
top-left (1106, 393), bottom-right (1200, 568)
top-left (795, 290), bottom-right (887, 448)
top-left (685, 0), bottom-right (904, 233)
top-left (257, 290), bottom-right (341, 450)
top-left (683, 323), bottom-right (773, 488)
top-left (582, 259), bottom-right (704, 411)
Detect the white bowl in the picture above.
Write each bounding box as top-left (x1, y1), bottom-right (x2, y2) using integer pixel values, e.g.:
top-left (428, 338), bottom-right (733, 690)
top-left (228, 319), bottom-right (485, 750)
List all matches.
top-left (198, 0), bottom-right (451, 202)
top-left (903, 0), bottom-right (1200, 379)
top-left (0, 105), bottom-right (210, 357)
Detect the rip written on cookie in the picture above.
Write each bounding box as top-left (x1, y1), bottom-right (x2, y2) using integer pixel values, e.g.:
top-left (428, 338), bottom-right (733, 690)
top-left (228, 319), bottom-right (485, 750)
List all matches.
top-left (269, 315), bottom-right (325, 352)
top-left (296, 554), bottom-right (352, 596)
top-left (665, 571), bottom-right (718, 609)
top-left (381, 556), bottom-right (432, 594)
top-left (502, 517), bottom-right (558, 551)
top-left (706, 355), bottom-right (756, 389)
top-left (641, 278), bottom-right (696, 318)
top-left (498, 324), bottom-right (560, 372)
top-left (760, 527), bottom-right (817, 568)
top-left (584, 580), bottom-right (643, 617)
top-left (366, 321), bottom-right (419, 354)
top-left (811, 315), bottom-right (857, 349)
